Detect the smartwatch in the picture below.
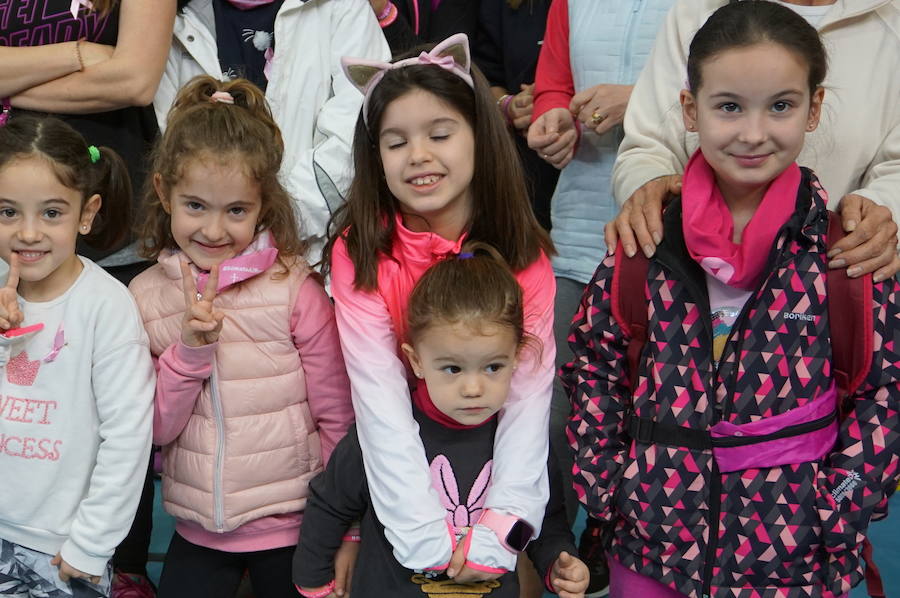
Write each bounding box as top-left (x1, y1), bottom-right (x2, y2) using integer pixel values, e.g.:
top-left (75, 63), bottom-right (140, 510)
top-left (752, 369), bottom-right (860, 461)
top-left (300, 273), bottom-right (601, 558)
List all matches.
top-left (477, 509), bottom-right (534, 553)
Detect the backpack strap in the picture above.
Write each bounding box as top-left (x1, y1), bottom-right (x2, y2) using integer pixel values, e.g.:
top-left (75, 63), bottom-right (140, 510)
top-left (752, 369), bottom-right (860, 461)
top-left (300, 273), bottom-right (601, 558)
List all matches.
top-left (825, 212), bottom-right (873, 402)
top-left (611, 242), bottom-right (650, 391)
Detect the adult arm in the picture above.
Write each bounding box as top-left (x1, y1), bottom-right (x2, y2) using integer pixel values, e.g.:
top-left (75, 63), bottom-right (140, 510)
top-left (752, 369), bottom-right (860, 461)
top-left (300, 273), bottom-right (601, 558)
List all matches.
top-left (463, 254), bottom-right (555, 572)
top-left (562, 254), bottom-right (632, 522)
top-left (816, 277), bottom-right (900, 592)
top-left (280, 0), bottom-right (391, 254)
top-left (0, 42), bottom-right (107, 98)
top-left (528, 0), bottom-right (576, 169)
top-left (330, 239), bottom-right (453, 570)
top-left (11, 0), bottom-right (176, 112)
top-left (61, 312), bottom-right (155, 576)
top-left (291, 275), bottom-right (354, 464)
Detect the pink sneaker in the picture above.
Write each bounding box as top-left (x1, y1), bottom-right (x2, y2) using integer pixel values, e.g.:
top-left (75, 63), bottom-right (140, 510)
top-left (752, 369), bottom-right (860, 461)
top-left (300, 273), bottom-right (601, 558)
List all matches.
top-left (111, 572), bottom-right (156, 598)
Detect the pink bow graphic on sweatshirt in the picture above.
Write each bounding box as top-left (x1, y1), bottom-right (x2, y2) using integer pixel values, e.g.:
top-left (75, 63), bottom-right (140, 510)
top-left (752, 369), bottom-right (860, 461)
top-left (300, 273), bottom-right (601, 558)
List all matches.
top-left (430, 455), bottom-right (492, 533)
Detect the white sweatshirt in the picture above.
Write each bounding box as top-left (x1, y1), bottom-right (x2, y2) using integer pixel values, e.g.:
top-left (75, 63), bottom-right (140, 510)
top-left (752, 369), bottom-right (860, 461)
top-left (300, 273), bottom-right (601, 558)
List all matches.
top-left (0, 258), bottom-right (154, 576)
top-left (613, 0), bottom-right (900, 226)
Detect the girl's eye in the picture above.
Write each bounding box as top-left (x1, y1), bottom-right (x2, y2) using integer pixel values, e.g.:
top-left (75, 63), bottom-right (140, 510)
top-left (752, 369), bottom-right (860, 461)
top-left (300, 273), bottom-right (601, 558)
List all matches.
top-left (442, 365), bottom-right (461, 375)
top-left (486, 363), bottom-right (505, 374)
top-left (0, 208), bottom-right (16, 219)
top-left (229, 207), bottom-right (246, 216)
top-left (431, 133), bottom-right (450, 141)
top-left (44, 209), bottom-right (62, 219)
top-left (383, 138), bottom-right (406, 150)
top-left (186, 201), bottom-right (203, 211)
top-left (772, 101), bottom-right (791, 113)
top-left (719, 102), bottom-right (741, 113)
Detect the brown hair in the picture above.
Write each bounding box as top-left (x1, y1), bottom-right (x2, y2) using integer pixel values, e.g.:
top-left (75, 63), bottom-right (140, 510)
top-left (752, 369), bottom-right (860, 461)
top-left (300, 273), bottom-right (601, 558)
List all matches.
top-left (88, 0), bottom-right (119, 16)
top-left (0, 116), bottom-right (131, 251)
top-left (322, 47), bottom-right (553, 290)
top-left (407, 242), bottom-right (527, 352)
top-left (139, 75), bottom-right (306, 271)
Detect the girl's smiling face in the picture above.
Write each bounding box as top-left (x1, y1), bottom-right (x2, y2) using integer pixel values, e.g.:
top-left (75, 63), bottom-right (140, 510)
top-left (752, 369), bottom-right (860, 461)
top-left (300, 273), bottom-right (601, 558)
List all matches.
top-left (0, 156), bottom-right (100, 301)
top-left (378, 89), bottom-right (475, 240)
top-left (157, 157), bottom-right (262, 271)
top-left (681, 42), bottom-right (824, 206)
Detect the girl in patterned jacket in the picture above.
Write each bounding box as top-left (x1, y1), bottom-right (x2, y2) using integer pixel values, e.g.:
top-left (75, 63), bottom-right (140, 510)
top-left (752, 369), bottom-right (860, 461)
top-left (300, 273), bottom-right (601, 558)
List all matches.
top-left (129, 75), bottom-right (352, 598)
top-left (564, 3), bottom-right (900, 598)
top-left (325, 34), bottom-right (555, 583)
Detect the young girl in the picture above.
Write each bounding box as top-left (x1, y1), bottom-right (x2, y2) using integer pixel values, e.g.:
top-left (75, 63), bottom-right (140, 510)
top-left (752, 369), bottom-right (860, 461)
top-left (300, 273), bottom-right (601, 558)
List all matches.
top-left (129, 75), bottom-right (352, 598)
top-left (564, 3), bottom-right (900, 598)
top-left (328, 33), bottom-right (555, 579)
top-left (0, 116), bottom-right (154, 597)
top-left (294, 244), bottom-right (588, 598)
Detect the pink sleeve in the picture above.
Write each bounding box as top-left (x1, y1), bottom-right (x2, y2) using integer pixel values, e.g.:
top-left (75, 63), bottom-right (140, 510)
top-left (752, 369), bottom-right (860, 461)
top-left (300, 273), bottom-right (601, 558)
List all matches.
top-left (533, 0), bottom-right (573, 120)
top-left (291, 276), bottom-right (354, 465)
top-left (153, 341), bottom-right (216, 445)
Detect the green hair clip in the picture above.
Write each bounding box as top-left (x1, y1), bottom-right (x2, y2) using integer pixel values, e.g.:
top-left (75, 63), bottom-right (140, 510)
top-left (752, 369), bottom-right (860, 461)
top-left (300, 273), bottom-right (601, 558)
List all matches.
top-left (88, 145), bottom-right (100, 164)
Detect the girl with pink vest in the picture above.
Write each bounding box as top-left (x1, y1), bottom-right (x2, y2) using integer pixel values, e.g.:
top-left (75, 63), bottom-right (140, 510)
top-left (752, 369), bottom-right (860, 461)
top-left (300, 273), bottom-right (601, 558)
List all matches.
top-left (128, 75), bottom-right (353, 598)
top-left (324, 34), bottom-right (555, 583)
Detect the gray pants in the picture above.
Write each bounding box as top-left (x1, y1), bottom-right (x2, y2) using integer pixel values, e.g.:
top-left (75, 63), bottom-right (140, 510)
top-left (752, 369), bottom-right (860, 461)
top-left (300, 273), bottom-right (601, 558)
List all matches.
top-left (551, 276), bottom-right (589, 526)
top-left (0, 539), bottom-right (110, 598)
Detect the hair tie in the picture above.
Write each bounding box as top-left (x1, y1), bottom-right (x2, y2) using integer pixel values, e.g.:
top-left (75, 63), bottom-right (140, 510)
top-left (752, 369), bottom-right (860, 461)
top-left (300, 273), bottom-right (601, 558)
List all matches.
top-left (209, 91), bottom-right (235, 105)
top-left (87, 145), bottom-right (100, 163)
top-left (457, 252), bottom-right (474, 259)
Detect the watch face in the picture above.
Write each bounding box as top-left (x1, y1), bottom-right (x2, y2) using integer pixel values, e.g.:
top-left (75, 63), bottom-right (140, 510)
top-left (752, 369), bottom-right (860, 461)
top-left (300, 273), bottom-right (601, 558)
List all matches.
top-left (507, 520), bottom-right (534, 552)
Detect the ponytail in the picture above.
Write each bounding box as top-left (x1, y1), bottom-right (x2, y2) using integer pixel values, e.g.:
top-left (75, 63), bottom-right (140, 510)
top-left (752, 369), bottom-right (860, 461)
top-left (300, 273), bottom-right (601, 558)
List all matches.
top-left (0, 116), bottom-right (132, 252)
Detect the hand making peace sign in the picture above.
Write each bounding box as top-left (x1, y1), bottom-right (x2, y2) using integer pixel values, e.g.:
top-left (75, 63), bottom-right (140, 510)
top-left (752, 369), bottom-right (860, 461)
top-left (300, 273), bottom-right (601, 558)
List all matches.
top-left (180, 261), bottom-right (225, 347)
top-left (0, 254), bottom-right (24, 332)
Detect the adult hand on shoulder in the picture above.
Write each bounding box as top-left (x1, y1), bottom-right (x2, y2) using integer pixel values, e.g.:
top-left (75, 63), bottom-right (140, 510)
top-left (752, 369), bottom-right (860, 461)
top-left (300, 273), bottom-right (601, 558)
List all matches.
top-left (550, 551), bottom-right (589, 598)
top-left (829, 193), bottom-right (900, 283)
top-left (50, 553), bottom-right (101, 585)
top-left (569, 84), bottom-right (633, 137)
top-left (604, 175), bottom-right (682, 258)
top-left (508, 84), bottom-right (535, 133)
top-left (446, 537), bottom-right (504, 584)
top-left (333, 538), bottom-right (359, 597)
top-left (180, 262), bottom-right (224, 347)
top-left (0, 254), bottom-right (24, 332)
top-left (527, 107), bottom-right (577, 170)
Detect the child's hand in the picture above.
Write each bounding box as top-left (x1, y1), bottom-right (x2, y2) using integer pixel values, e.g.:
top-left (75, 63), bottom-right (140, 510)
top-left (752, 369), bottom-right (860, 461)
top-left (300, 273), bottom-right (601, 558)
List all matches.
top-left (180, 261), bottom-right (224, 347)
top-left (550, 551), bottom-right (589, 598)
top-left (334, 539), bottom-right (359, 597)
top-left (0, 254), bottom-right (23, 331)
top-left (50, 553), bottom-right (101, 585)
top-left (446, 539), bottom-right (504, 583)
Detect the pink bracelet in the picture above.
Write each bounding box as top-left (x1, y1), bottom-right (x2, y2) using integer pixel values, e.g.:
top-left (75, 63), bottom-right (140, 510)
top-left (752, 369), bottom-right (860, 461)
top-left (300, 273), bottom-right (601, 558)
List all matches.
top-left (0, 97), bottom-right (10, 127)
top-left (377, 1), bottom-right (398, 27)
top-left (499, 94), bottom-right (514, 126)
top-left (296, 580), bottom-right (335, 598)
top-left (342, 533), bottom-right (361, 543)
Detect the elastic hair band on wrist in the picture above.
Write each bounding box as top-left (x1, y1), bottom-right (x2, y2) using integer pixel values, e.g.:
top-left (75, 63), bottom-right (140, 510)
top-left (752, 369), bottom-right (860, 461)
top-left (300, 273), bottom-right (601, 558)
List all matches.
top-left (87, 145), bottom-right (100, 163)
top-left (74, 39), bottom-right (85, 72)
top-left (378, 2), bottom-right (398, 27)
top-left (297, 580), bottom-right (336, 598)
top-left (498, 94), bottom-right (514, 126)
top-left (342, 533), bottom-right (361, 543)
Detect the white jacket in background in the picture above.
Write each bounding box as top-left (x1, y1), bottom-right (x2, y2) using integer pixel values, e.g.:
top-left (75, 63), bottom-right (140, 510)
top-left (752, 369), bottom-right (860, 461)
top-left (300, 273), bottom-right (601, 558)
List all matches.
top-left (154, 0), bottom-right (391, 261)
top-left (613, 0), bottom-right (900, 225)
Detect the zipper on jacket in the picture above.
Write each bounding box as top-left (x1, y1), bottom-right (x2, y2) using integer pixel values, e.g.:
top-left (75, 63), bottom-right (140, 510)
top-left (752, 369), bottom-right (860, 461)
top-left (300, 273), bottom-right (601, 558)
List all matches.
top-left (702, 459), bottom-right (721, 598)
top-left (210, 362), bottom-right (226, 532)
top-left (619, 0), bottom-right (644, 81)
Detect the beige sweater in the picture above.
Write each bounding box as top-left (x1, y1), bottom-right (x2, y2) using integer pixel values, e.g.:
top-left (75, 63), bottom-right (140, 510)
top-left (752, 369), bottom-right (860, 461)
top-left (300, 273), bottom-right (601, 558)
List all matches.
top-left (612, 0), bottom-right (900, 225)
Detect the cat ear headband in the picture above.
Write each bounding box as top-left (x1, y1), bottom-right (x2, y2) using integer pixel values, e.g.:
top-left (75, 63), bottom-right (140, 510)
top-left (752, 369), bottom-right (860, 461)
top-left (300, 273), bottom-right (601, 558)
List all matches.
top-left (341, 33), bottom-right (474, 127)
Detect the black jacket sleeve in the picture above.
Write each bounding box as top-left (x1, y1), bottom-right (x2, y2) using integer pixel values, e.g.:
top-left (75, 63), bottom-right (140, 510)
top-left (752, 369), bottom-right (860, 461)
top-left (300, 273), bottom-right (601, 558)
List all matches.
top-left (292, 427), bottom-right (368, 588)
top-left (473, 0), bottom-right (506, 89)
top-left (526, 449), bottom-right (578, 586)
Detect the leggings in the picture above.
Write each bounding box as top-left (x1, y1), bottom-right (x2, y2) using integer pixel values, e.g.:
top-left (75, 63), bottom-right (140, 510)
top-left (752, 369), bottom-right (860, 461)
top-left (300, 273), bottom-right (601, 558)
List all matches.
top-left (157, 533), bottom-right (296, 598)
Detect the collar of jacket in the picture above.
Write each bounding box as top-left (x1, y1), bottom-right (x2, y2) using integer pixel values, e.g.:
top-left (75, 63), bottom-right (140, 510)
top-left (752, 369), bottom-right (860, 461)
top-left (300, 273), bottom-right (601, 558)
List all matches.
top-left (654, 166), bottom-right (828, 305)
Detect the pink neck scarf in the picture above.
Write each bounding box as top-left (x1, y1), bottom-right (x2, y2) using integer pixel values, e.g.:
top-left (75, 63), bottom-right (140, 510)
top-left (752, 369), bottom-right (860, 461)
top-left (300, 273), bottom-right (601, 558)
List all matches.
top-left (224, 0), bottom-right (276, 9)
top-left (681, 150), bottom-right (800, 290)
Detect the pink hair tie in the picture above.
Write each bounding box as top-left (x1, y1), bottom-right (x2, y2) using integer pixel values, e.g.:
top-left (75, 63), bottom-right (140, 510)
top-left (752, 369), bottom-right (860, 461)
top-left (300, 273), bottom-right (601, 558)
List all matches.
top-left (209, 91), bottom-right (235, 105)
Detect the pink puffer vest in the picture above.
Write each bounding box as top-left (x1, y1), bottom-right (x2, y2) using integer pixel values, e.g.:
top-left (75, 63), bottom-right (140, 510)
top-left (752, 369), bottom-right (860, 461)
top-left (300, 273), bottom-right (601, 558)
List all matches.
top-left (131, 249), bottom-right (316, 533)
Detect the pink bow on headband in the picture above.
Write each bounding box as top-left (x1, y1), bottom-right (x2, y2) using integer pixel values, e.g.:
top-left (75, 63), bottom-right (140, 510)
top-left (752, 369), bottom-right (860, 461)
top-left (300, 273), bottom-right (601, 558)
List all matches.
top-left (341, 33), bottom-right (474, 126)
top-left (70, 0), bottom-right (93, 19)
